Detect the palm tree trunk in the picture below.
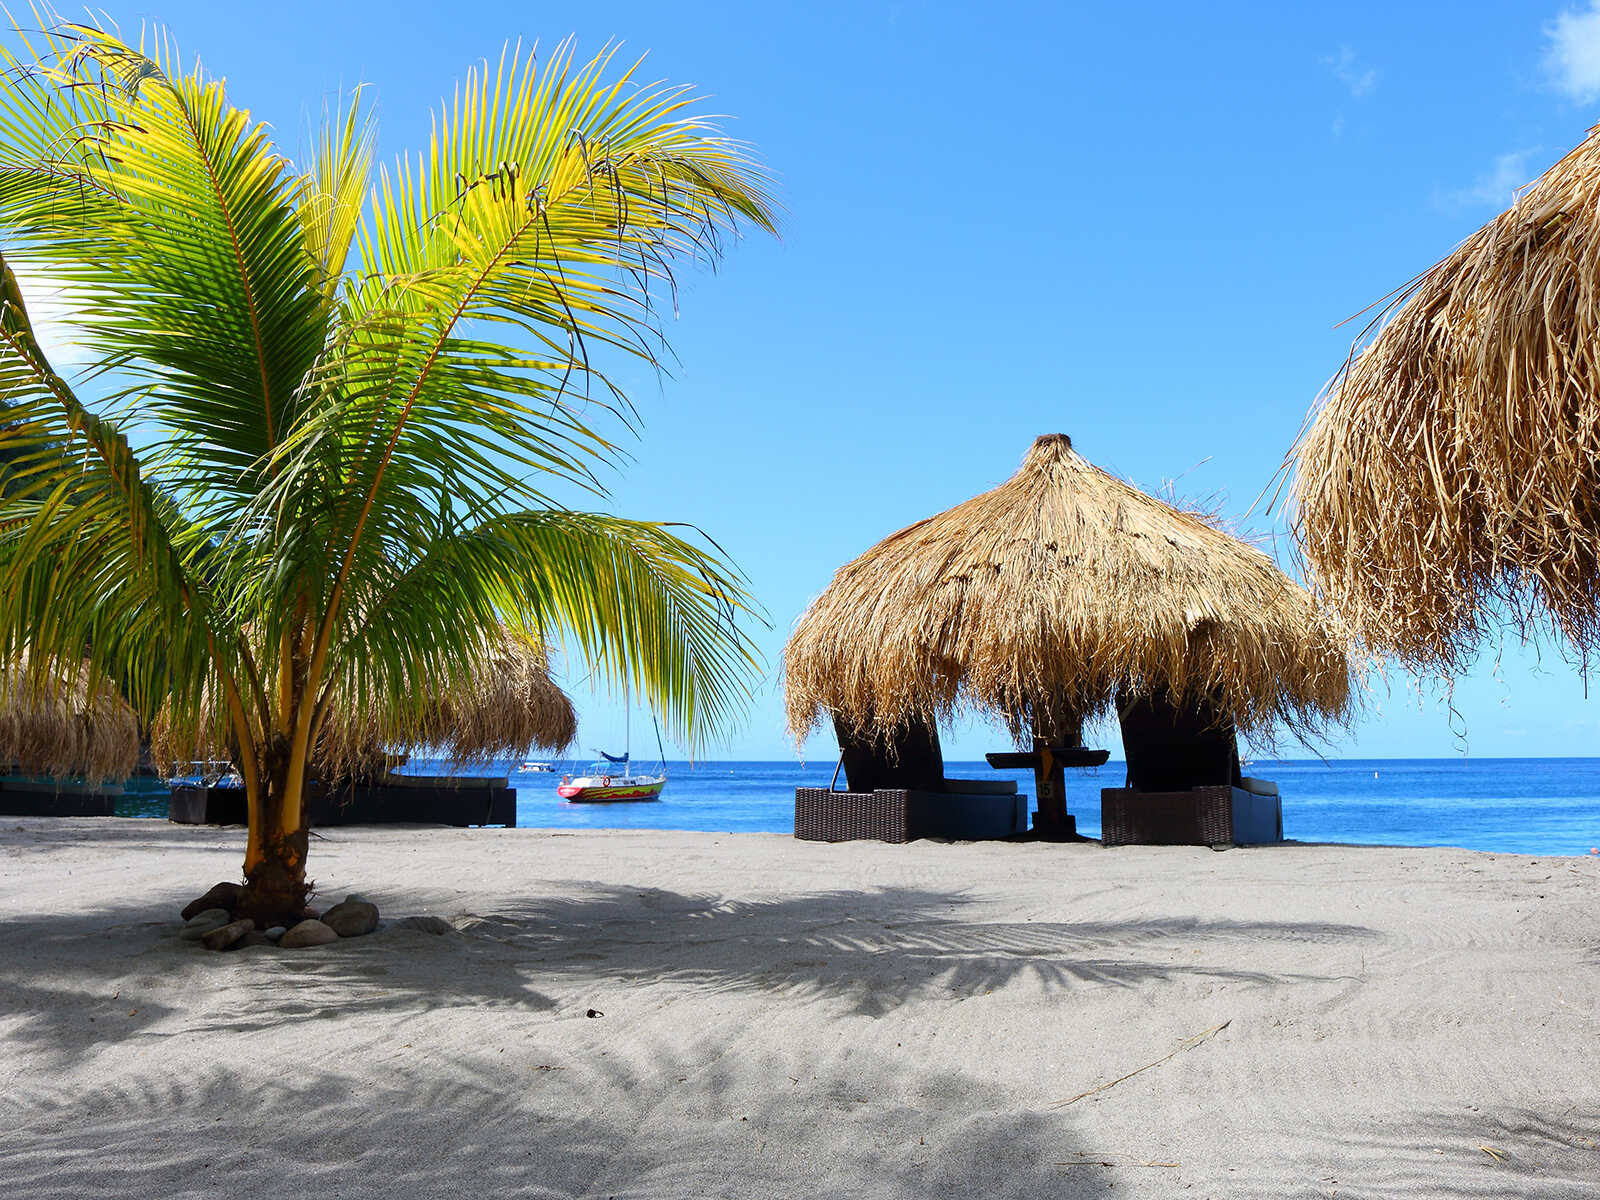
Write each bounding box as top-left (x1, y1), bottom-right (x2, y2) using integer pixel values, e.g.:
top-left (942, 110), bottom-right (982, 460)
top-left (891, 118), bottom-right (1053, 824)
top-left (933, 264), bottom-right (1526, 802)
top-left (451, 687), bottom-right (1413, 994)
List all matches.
top-left (238, 759), bottom-right (310, 923)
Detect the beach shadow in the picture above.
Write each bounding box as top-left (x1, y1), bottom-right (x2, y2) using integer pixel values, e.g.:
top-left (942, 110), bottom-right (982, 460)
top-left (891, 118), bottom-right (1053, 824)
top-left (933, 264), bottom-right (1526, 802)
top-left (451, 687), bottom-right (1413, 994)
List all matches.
top-left (450, 883), bottom-right (1380, 1017)
top-left (1258, 838), bottom-right (1487, 853)
top-left (0, 896), bottom-right (559, 1063)
top-left (0, 981), bottom-right (182, 1069)
top-left (1217, 1104), bottom-right (1600, 1198)
top-left (0, 1042), bottom-right (1120, 1200)
top-left (0, 882), bottom-right (1379, 1062)
top-left (0, 816), bottom-right (246, 849)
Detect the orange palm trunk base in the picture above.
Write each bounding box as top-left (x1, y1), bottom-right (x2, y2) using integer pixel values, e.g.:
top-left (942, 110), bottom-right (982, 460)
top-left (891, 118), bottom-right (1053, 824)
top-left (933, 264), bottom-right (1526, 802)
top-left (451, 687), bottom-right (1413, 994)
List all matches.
top-left (239, 826), bottom-right (311, 925)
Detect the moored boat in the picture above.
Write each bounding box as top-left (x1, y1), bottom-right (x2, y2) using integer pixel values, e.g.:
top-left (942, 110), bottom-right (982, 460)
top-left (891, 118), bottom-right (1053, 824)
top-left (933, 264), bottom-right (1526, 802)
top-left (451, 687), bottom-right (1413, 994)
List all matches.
top-left (559, 705), bottom-right (668, 803)
top-left (557, 761), bottom-right (666, 803)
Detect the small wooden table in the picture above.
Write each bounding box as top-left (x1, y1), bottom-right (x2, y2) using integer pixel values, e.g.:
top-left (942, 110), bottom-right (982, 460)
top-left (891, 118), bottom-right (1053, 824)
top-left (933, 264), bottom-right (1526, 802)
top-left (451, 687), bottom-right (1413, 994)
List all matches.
top-left (986, 744), bottom-right (1110, 840)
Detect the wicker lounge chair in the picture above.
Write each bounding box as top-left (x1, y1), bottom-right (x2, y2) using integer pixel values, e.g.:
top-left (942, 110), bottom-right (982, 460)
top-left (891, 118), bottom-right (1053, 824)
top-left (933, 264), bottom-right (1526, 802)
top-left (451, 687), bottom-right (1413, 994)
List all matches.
top-left (1099, 691), bottom-right (1283, 847)
top-left (795, 777), bottom-right (1026, 843)
top-left (794, 717), bottom-right (1028, 842)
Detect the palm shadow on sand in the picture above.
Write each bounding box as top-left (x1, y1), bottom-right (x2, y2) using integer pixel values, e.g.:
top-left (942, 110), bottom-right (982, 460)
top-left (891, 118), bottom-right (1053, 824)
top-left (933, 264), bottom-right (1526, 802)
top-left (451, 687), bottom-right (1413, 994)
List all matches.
top-left (0, 1043), bottom-right (1114, 1200)
top-left (451, 882), bottom-right (1382, 1016)
top-left (0, 880), bottom-right (1382, 1063)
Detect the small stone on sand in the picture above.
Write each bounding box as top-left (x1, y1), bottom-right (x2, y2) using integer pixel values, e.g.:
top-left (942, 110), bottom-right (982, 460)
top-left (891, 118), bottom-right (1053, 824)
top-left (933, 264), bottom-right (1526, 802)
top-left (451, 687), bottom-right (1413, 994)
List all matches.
top-left (201, 918), bottom-right (255, 951)
top-left (279, 919), bottom-right (339, 948)
top-left (180, 883), bottom-right (241, 921)
top-left (178, 908), bottom-right (232, 940)
top-left (321, 897), bottom-right (379, 938)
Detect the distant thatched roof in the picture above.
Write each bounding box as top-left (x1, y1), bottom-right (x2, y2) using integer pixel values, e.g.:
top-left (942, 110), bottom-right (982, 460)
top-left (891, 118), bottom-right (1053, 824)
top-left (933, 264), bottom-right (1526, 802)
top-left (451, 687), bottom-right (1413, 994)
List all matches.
top-left (786, 434), bottom-right (1352, 746)
top-left (0, 656), bottom-right (140, 780)
top-left (1293, 124), bottom-right (1600, 669)
top-left (313, 627), bottom-right (579, 779)
top-left (151, 627), bottom-right (577, 779)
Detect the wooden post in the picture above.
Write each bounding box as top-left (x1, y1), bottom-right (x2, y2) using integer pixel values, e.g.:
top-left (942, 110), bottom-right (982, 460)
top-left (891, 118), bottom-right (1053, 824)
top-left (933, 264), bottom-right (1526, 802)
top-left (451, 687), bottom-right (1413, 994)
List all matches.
top-left (1031, 711), bottom-right (1084, 839)
top-left (1031, 738), bottom-right (1073, 837)
top-left (987, 717), bottom-right (1104, 841)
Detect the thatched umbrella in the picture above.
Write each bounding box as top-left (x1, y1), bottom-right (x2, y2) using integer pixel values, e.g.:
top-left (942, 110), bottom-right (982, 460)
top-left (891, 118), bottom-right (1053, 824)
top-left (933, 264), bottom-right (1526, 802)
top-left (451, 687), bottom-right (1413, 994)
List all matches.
top-left (1293, 123), bottom-right (1600, 670)
top-left (0, 656), bottom-right (141, 781)
top-left (151, 626), bottom-right (577, 782)
top-left (786, 434), bottom-right (1352, 833)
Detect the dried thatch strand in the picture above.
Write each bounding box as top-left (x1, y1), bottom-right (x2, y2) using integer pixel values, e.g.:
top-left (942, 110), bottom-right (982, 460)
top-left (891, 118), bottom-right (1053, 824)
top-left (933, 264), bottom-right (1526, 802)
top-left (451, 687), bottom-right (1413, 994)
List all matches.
top-left (146, 676), bottom-right (230, 778)
top-left (429, 627), bottom-right (579, 763)
top-left (1293, 122), bottom-right (1600, 670)
top-left (151, 627), bottom-right (576, 780)
top-left (786, 435), bottom-right (1353, 748)
top-left (0, 655), bottom-right (140, 780)
top-left (312, 627), bottom-right (578, 780)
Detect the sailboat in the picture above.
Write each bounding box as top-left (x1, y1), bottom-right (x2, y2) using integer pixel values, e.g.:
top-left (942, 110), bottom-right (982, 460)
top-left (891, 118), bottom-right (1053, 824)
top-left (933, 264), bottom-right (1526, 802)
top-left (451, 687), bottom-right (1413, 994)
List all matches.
top-left (557, 703), bottom-right (667, 803)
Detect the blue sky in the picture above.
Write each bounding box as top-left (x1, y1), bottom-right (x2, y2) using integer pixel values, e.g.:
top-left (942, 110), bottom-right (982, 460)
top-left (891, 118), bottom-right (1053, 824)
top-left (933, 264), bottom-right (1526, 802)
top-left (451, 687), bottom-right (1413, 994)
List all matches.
top-left (21, 1), bottom-right (1600, 760)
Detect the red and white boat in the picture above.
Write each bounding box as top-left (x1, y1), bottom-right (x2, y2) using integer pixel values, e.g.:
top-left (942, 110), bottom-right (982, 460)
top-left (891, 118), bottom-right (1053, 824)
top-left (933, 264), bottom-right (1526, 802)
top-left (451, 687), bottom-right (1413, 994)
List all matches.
top-left (559, 706), bottom-right (668, 803)
top-left (557, 762), bottom-right (666, 803)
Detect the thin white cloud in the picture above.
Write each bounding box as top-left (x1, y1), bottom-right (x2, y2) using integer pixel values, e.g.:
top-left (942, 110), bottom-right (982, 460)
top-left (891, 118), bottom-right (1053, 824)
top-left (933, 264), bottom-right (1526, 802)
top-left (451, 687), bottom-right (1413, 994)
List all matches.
top-left (1545, 2), bottom-right (1600, 102)
top-left (1325, 46), bottom-right (1378, 98)
top-left (1433, 150), bottom-right (1539, 211)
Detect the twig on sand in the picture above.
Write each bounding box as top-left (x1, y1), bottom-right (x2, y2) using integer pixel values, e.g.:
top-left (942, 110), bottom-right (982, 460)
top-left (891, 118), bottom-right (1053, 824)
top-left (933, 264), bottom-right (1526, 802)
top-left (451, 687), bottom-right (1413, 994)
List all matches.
top-left (1057, 1157), bottom-right (1180, 1168)
top-left (1050, 1020), bottom-right (1232, 1108)
top-left (1479, 1145), bottom-right (1507, 1162)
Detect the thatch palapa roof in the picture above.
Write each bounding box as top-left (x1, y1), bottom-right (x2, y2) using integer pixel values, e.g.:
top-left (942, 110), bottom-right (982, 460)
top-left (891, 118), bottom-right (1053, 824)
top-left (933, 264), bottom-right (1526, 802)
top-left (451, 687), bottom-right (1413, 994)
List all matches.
top-left (1293, 122), bottom-right (1600, 670)
top-left (152, 626), bottom-right (577, 780)
top-left (311, 626), bottom-right (579, 779)
top-left (786, 434), bottom-right (1351, 747)
top-left (0, 655), bottom-right (141, 781)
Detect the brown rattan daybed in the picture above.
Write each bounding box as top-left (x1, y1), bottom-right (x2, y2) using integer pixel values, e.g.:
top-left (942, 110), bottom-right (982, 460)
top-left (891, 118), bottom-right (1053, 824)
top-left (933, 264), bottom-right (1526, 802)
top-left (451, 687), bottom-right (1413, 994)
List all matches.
top-left (1099, 691), bottom-right (1283, 847)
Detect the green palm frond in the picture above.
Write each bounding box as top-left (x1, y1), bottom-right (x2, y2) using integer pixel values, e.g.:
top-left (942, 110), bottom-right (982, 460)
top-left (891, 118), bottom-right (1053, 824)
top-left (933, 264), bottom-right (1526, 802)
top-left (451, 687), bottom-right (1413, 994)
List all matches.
top-left (315, 39), bottom-right (777, 549)
top-left (299, 86), bottom-right (376, 306)
top-left (0, 253), bottom-right (223, 717)
top-left (280, 38), bottom-right (775, 742)
top-left (1, 13), bottom-right (775, 802)
top-left (0, 23), bottom-right (328, 485)
top-left (327, 510), bottom-right (762, 751)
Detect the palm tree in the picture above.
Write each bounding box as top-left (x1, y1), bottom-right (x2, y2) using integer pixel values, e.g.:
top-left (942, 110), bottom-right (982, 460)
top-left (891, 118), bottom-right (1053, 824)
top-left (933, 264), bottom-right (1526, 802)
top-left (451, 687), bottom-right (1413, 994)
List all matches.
top-left (0, 20), bottom-right (777, 922)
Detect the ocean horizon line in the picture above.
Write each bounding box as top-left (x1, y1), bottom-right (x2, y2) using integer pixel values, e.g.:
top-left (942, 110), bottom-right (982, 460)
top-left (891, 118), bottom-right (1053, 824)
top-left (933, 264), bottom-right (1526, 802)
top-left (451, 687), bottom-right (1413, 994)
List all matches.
top-left (496, 754), bottom-right (1600, 766)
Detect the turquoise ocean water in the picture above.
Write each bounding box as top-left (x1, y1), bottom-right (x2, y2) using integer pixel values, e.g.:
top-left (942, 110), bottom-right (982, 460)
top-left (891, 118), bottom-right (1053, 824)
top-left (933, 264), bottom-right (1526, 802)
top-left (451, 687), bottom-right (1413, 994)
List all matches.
top-left (117, 758), bottom-right (1600, 856)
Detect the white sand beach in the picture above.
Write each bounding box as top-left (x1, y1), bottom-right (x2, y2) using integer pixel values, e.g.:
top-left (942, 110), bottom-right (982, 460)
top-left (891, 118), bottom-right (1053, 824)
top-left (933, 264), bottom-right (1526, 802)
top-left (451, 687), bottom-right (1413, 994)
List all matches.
top-left (1, 818), bottom-right (1596, 1199)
